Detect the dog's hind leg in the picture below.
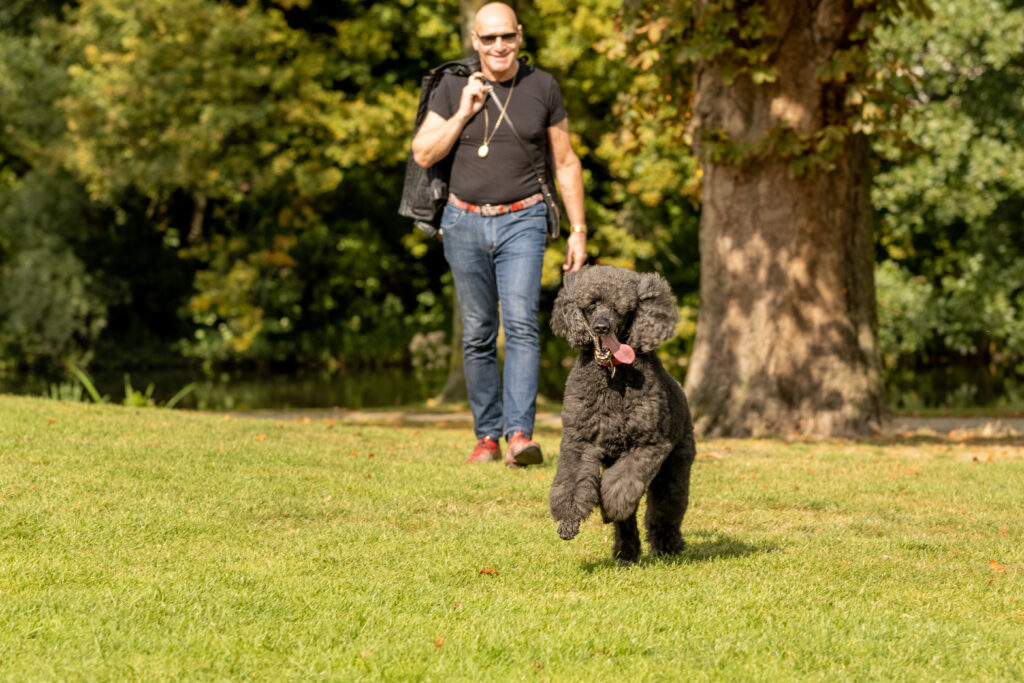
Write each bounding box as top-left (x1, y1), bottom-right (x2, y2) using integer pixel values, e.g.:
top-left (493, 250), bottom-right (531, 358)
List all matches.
top-left (612, 514), bottom-right (641, 566)
top-left (644, 440), bottom-right (695, 556)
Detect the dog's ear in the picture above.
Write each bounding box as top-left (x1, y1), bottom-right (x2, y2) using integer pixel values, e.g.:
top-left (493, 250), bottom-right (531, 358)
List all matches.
top-left (551, 272), bottom-right (592, 348)
top-left (629, 272), bottom-right (679, 352)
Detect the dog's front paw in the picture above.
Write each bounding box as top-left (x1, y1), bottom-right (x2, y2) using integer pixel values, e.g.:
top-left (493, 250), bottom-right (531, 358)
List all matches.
top-left (600, 468), bottom-right (646, 521)
top-left (558, 519), bottom-right (581, 540)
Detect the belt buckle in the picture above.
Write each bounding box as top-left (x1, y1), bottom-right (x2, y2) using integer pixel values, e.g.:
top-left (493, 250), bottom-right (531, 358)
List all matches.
top-left (481, 204), bottom-right (499, 217)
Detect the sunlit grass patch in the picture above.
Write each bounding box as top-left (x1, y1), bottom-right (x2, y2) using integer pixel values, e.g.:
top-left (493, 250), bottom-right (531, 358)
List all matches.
top-left (1, 395), bottom-right (1021, 680)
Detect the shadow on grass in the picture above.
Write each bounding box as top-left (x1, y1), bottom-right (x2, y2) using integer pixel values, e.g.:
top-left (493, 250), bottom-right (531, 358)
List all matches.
top-left (579, 529), bottom-right (773, 573)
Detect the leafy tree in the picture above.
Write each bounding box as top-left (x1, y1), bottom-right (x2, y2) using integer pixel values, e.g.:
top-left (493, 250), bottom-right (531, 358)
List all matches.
top-left (39, 0), bottom-right (458, 366)
top-left (0, 21), bottom-right (109, 366)
top-left (0, 171), bottom-right (108, 365)
top-left (872, 0), bottom-right (1024, 368)
top-left (615, 1), bottom-right (931, 437)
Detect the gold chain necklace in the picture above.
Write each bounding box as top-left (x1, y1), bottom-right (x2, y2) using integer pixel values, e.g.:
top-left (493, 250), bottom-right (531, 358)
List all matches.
top-left (478, 76), bottom-right (515, 158)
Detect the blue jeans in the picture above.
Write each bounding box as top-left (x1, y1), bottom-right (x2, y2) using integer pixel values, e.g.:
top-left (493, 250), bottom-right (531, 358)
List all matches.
top-left (441, 200), bottom-right (548, 442)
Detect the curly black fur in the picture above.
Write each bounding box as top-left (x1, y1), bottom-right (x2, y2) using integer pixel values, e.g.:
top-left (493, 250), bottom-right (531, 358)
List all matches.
top-left (549, 266), bottom-right (696, 565)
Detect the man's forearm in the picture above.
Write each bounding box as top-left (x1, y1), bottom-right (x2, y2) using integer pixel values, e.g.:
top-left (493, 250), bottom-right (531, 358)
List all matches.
top-left (555, 156), bottom-right (585, 227)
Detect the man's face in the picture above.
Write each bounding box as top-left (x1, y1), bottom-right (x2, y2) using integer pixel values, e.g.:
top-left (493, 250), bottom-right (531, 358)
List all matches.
top-left (472, 11), bottom-right (522, 78)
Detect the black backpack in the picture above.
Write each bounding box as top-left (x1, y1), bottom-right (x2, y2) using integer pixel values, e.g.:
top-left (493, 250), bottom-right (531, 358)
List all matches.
top-left (398, 56), bottom-right (481, 237)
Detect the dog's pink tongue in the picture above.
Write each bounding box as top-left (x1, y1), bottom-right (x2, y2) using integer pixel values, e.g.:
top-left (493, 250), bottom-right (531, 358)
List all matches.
top-left (600, 333), bottom-right (635, 364)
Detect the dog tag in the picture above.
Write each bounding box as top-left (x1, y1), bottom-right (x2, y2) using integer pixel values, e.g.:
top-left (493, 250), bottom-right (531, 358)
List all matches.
top-left (477, 144), bottom-right (489, 158)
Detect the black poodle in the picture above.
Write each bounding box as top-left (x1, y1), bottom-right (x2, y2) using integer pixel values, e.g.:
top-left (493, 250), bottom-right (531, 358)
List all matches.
top-left (549, 265), bottom-right (696, 565)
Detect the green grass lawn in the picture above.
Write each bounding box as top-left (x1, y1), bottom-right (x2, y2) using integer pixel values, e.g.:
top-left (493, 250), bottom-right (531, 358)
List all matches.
top-left (1, 395), bottom-right (1022, 681)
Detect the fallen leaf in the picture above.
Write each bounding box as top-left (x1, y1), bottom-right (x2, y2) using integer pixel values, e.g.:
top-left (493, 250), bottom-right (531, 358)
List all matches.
top-left (300, 417), bottom-right (313, 424)
top-left (479, 567), bottom-right (499, 576)
top-left (990, 559), bottom-right (1007, 573)
top-left (323, 495), bottom-right (332, 503)
top-left (453, 601), bottom-right (463, 608)
top-left (592, 648), bottom-right (611, 655)
top-left (255, 434), bottom-right (267, 441)
top-left (222, 415), bottom-right (232, 421)
top-left (351, 450), bottom-right (358, 455)
top-left (905, 467), bottom-right (920, 475)
top-left (999, 528), bottom-right (1009, 537)
top-left (47, 418), bottom-right (57, 425)
top-left (360, 651), bottom-right (372, 659)
top-left (536, 473), bottom-right (547, 479)
top-left (986, 453), bottom-right (995, 463)
top-left (434, 636), bottom-right (446, 649)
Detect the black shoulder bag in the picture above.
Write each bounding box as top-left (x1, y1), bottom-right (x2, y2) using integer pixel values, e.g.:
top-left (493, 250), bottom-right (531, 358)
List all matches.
top-left (488, 87), bottom-right (562, 238)
top-left (398, 56), bottom-right (480, 236)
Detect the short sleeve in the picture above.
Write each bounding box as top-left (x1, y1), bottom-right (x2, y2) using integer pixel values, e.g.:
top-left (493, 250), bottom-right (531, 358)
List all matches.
top-left (546, 75), bottom-right (568, 127)
top-left (427, 73), bottom-right (461, 120)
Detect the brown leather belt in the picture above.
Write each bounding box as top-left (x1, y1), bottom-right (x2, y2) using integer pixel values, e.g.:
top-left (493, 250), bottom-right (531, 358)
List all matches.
top-left (448, 192), bottom-right (544, 217)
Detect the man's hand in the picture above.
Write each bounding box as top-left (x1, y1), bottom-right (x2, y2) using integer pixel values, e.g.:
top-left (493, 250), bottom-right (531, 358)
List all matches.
top-left (563, 231), bottom-right (587, 272)
top-left (458, 72), bottom-right (490, 120)
top-left (412, 72), bottom-right (489, 168)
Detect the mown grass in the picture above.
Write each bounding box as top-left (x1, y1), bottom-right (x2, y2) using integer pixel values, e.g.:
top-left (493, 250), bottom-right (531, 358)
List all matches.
top-left (1, 394), bottom-right (1022, 681)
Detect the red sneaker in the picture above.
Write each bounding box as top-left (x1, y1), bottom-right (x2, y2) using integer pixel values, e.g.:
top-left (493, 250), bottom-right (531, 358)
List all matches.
top-left (505, 431), bottom-right (543, 467)
top-left (466, 436), bottom-right (501, 463)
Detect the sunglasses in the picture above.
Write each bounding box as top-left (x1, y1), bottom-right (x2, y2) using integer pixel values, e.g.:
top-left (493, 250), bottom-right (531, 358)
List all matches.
top-left (477, 32), bottom-right (518, 46)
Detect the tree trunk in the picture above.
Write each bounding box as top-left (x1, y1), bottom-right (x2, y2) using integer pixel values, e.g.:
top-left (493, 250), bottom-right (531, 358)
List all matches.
top-left (434, 293), bottom-right (467, 403)
top-left (683, 1), bottom-right (886, 437)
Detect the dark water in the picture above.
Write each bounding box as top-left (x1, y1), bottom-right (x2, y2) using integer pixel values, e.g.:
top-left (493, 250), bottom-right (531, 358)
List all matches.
top-left (0, 367), bottom-right (452, 411)
top-left (2, 361), bottom-right (1021, 412)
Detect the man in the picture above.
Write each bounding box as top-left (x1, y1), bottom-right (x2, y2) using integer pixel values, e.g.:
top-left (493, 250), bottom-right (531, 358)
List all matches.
top-left (412, 2), bottom-right (587, 467)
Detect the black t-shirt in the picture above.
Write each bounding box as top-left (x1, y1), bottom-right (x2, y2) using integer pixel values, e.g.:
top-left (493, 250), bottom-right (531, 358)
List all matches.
top-left (427, 64), bottom-right (567, 205)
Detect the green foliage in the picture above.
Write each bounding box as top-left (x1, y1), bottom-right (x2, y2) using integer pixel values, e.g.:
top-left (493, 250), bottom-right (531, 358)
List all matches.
top-left (0, 0), bottom-right (69, 35)
top-left (873, 0), bottom-right (1024, 361)
top-left (43, 380), bottom-right (85, 402)
top-left (121, 373), bottom-right (156, 407)
top-left (530, 0), bottom-right (700, 295)
top-left (612, 1), bottom-right (932, 177)
top-left (0, 172), bottom-right (108, 365)
top-left (58, 0), bottom-right (348, 202)
top-left (1, 0), bottom-right (459, 368)
top-left (69, 364), bottom-right (106, 403)
top-left (1, 0), bottom-right (1023, 397)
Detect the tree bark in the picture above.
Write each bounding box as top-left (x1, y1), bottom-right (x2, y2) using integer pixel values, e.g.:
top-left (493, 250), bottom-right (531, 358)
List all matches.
top-left (683, 1), bottom-right (886, 437)
top-left (434, 293), bottom-right (467, 403)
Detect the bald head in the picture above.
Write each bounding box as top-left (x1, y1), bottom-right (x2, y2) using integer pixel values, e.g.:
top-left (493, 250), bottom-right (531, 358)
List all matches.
top-left (474, 2), bottom-right (518, 31)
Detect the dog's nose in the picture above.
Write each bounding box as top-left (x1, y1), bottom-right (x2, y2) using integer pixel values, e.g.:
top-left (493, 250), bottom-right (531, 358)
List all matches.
top-left (592, 319), bottom-right (611, 336)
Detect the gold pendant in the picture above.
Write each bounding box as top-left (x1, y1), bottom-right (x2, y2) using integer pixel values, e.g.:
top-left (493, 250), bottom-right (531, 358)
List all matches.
top-left (477, 144), bottom-right (489, 158)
